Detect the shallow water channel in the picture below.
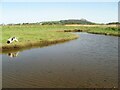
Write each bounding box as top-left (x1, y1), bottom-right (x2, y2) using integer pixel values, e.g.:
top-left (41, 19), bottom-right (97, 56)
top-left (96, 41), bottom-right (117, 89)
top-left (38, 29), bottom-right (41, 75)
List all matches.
top-left (1, 32), bottom-right (118, 88)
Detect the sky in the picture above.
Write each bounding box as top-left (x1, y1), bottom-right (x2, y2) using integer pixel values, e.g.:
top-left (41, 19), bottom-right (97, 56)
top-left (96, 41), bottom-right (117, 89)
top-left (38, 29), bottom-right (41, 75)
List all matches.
top-left (1, 0), bottom-right (119, 2)
top-left (0, 2), bottom-right (118, 24)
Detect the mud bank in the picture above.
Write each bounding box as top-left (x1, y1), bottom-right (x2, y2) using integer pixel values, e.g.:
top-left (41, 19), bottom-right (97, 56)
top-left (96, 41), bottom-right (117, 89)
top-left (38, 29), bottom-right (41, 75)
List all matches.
top-left (61, 29), bottom-right (120, 37)
top-left (1, 35), bottom-right (78, 53)
top-left (63, 29), bottom-right (120, 37)
top-left (88, 31), bottom-right (119, 37)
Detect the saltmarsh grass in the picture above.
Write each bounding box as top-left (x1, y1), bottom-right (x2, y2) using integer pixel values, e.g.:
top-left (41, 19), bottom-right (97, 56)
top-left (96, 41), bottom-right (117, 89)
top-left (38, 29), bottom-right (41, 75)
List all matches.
top-left (0, 24), bottom-right (119, 51)
top-left (1, 25), bottom-right (78, 45)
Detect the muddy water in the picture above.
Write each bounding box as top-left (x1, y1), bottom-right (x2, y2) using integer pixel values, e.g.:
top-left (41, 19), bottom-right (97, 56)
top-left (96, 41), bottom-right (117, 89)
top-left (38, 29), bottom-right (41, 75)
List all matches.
top-left (1, 32), bottom-right (118, 88)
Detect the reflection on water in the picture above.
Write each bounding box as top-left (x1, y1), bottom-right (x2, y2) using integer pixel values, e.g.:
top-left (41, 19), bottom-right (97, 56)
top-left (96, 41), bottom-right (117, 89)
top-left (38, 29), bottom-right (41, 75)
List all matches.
top-left (7, 52), bottom-right (19, 58)
top-left (2, 32), bottom-right (118, 88)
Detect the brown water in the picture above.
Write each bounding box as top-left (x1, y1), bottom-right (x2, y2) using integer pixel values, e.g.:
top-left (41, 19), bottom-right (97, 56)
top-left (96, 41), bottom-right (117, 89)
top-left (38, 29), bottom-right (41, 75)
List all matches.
top-left (1, 32), bottom-right (118, 88)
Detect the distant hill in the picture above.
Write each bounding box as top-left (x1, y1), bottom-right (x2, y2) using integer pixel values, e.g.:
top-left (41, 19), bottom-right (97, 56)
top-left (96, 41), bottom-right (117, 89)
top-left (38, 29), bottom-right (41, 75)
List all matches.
top-left (41, 19), bottom-right (96, 25)
top-left (3, 19), bottom-right (96, 26)
top-left (59, 19), bottom-right (95, 25)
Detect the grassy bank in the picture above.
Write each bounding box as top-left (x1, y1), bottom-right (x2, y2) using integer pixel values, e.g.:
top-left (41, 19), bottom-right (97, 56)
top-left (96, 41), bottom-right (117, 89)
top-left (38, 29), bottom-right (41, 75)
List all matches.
top-left (87, 26), bottom-right (119, 36)
top-left (0, 24), bottom-right (119, 52)
top-left (1, 25), bottom-right (79, 52)
top-left (63, 25), bottom-right (119, 36)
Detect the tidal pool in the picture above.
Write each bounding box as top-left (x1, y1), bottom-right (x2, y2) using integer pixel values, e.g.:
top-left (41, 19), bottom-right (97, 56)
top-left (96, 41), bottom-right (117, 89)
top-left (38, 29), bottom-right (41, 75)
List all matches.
top-left (1, 32), bottom-right (118, 88)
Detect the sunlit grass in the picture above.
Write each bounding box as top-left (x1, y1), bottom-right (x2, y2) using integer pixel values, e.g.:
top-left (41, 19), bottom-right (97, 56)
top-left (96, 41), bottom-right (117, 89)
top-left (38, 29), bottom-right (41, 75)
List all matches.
top-left (1, 25), bottom-right (78, 45)
top-left (1, 24), bottom-right (118, 49)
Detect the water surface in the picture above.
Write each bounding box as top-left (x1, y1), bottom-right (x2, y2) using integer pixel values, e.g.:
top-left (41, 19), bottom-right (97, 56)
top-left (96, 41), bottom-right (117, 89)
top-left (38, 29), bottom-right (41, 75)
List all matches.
top-left (2, 32), bottom-right (118, 88)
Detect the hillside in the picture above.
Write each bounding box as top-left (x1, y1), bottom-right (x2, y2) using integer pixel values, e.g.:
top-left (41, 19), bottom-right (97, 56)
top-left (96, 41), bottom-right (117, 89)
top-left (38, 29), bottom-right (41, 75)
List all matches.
top-left (41, 19), bottom-right (95, 25)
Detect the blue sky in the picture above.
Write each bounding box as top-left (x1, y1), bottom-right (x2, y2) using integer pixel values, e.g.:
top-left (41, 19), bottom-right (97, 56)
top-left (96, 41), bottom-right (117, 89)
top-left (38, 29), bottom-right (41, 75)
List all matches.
top-left (1, 2), bottom-right (118, 24)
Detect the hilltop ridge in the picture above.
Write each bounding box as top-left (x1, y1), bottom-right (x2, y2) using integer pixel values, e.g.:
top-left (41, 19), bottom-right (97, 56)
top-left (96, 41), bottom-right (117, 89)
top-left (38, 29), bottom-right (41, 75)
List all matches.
top-left (41, 19), bottom-right (95, 25)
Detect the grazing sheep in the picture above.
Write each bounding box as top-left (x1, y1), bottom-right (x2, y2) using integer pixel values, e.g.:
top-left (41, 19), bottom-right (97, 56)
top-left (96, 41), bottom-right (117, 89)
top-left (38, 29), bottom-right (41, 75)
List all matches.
top-left (7, 37), bottom-right (18, 44)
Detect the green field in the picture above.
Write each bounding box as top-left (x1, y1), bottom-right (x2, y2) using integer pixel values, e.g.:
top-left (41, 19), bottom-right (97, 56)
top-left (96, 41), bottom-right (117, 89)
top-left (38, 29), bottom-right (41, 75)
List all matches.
top-left (1, 25), bottom-right (78, 45)
top-left (0, 25), bottom-right (119, 51)
top-left (1, 25), bottom-right (79, 51)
